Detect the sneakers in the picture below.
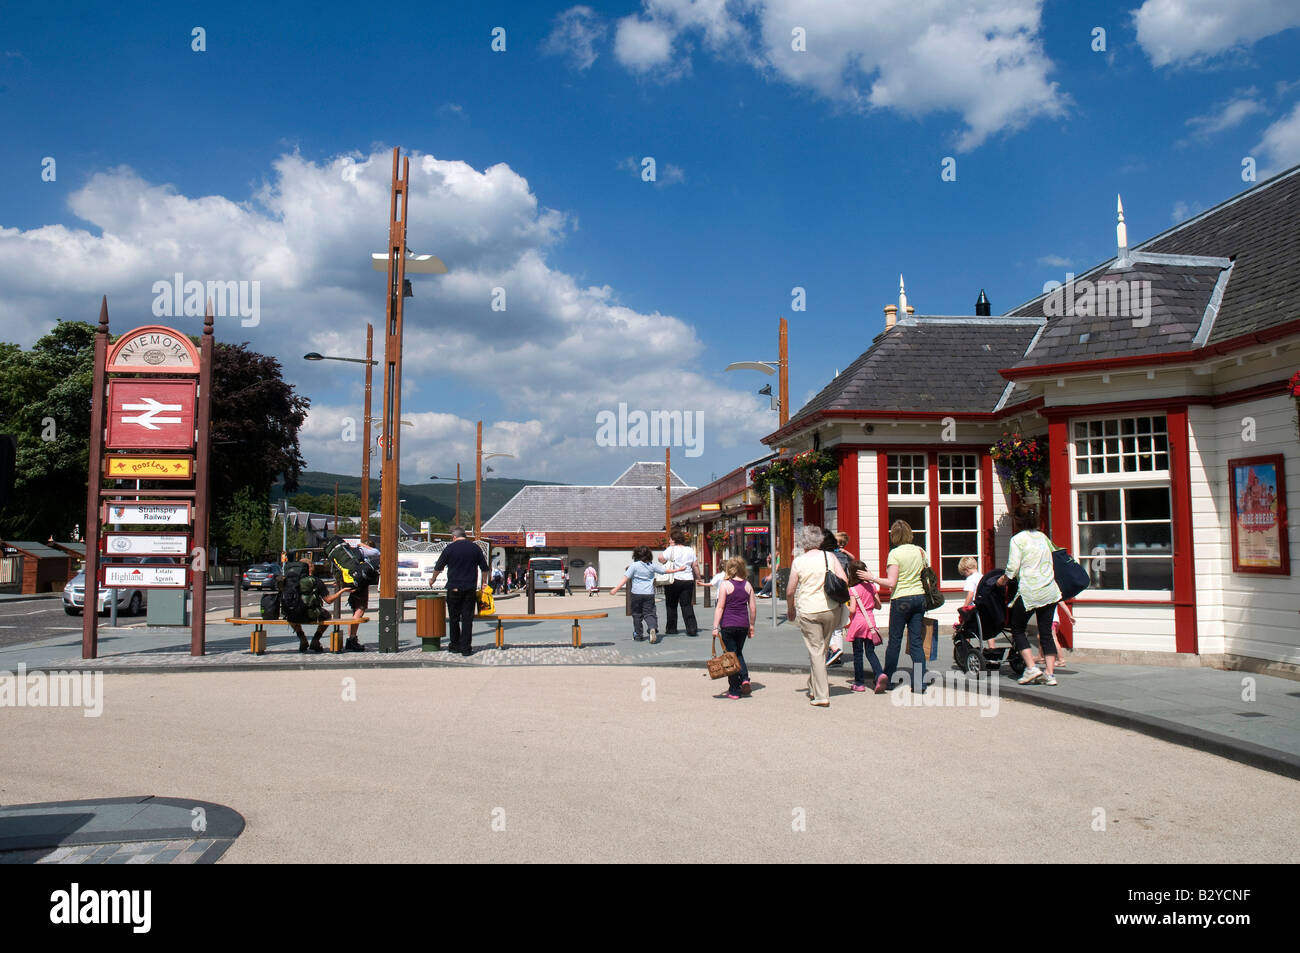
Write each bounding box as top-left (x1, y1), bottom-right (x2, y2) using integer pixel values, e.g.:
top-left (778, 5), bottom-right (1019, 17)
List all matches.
top-left (726, 692), bottom-right (741, 700)
top-left (740, 680), bottom-right (752, 696)
top-left (874, 674), bottom-right (889, 694)
top-left (345, 637), bottom-right (365, 652)
top-left (1018, 666), bottom-right (1044, 684)
top-left (826, 646), bottom-right (843, 666)
top-left (1043, 673), bottom-right (1058, 686)
top-left (648, 628), bottom-right (660, 644)
top-left (851, 683), bottom-right (867, 693)
top-left (632, 633), bottom-right (647, 641)
top-left (810, 698), bottom-right (830, 708)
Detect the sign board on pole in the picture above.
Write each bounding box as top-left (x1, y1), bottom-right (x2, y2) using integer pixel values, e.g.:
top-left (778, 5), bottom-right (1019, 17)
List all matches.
top-left (101, 564), bottom-right (188, 589)
top-left (104, 533), bottom-right (190, 557)
top-left (526, 532), bottom-right (546, 548)
top-left (420, 521), bottom-right (431, 534)
top-left (743, 526), bottom-right (769, 534)
top-left (106, 379), bottom-right (197, 451)
top-left (105, 455), bottom-right (194, 479)
top-left (102, 501), bottom-right (192, 525)
top-left (106, 326), bottom-right (200, 374)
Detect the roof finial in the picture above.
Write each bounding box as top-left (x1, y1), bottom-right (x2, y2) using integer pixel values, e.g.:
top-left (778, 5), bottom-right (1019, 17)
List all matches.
top-left (898, 274), bottom-right (908, 316)
top-left (1116, 194), bottom-right (1130, 268)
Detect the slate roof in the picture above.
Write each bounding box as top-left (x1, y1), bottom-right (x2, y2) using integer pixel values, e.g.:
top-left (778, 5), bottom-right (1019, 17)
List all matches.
top-left (1007, 164), bottom-right (1300, 369)
top-left (611, 462), bottom-right (689, 487)
top-left (0, 541), bottom-right (68, 559)
top-left (1009, 257), bottom-right (1229, 368)
top-left (788, 317), bottom-right (1044, 424)
top-left (483, 484), bottom-right (696, 533)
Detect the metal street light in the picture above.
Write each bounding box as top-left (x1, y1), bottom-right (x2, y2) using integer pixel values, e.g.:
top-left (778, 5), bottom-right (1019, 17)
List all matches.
top-left (474, 419), bottom-right (515, 538)
top-left (429, 467), bottom-right (463, 527)
top-left (305, 332), bottom-right (378, 541)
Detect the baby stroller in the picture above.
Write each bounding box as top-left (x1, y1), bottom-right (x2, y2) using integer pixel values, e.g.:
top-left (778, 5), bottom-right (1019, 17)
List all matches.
top-left (952, 568), bottom-right (1027, 678)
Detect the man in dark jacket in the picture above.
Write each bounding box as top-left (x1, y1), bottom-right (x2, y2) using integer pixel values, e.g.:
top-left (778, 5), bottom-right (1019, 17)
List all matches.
top-left (433, 527), bottom-right (490, 656)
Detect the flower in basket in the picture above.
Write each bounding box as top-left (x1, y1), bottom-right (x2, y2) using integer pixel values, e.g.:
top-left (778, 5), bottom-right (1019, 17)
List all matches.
top-left (789, 449), bottom-right (840, 499)
top-left (989, 432), bottom-right (1048, 496)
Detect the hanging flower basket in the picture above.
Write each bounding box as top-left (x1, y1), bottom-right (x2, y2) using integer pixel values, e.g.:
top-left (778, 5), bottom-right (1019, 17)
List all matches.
top-left (989, 432), bottom-right (1048, 497)
top-left (707, 529), bottom-right (728, 551)
top-left (751, 460), bottom-right (794, 499)
top-left (791, 450), bottom-right (840, 500)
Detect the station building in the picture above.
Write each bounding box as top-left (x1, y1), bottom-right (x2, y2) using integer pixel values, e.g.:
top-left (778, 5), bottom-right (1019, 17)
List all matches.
top-left (763, 167), bottom-right (1299, 673)
top-left (482, 462), bottom-right (695, 584)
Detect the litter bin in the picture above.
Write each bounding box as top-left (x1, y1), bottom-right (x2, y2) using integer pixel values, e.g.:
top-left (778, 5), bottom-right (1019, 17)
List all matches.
top-left (416, 595), bottom-right (445, 652)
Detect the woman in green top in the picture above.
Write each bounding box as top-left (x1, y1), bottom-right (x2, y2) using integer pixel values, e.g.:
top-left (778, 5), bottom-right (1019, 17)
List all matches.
top-left (862, 519), bottom-right (929, 693)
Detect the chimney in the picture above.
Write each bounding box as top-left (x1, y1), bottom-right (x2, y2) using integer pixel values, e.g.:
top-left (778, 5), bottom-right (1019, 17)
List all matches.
top-left (975, 289), bottom-right (991, 316)
top-left (883, 304), bottom-right (898, 329)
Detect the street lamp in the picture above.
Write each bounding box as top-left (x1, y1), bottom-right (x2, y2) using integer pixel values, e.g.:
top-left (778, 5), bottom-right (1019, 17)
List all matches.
top-left (474, 420), bottom-right (515, 538)
top-left (305, 330), bottom-right (378, 541)
top-left (726, 318), bottom-right (790, 625)
top-left (370, 147), bottom-right (448, 652)
top-left (429, 466), bottom-right (463, 528)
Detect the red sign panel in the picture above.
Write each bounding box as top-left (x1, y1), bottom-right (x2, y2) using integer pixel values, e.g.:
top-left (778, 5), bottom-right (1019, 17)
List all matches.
top-left (105, 379), bottom-right (197, 451)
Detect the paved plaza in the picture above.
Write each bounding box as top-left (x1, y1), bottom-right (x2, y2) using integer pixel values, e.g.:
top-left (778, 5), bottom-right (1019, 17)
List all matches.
top-left (2, 666), bottom-right (1296, 864)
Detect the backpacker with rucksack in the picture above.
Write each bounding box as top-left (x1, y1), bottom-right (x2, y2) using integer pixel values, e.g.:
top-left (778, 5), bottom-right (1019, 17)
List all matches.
top-left (280, 560), bottom-right (328, 623)
top-left (323, 535), bottom-right (379, 587)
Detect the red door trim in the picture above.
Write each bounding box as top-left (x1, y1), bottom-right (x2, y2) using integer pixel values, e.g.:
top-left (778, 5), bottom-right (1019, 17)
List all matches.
top-left (1168, 407), bottom-right (1199, 654)
top-left (839, 449), bottom-right (859, 560)
top-left (1047, 416), bottom-right (1073, 649)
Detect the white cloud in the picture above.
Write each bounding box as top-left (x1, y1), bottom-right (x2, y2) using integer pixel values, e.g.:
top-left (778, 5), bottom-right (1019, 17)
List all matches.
top-left (614, 14), bottom-right (677, 72)
top-left (1253, 101), bottom-right (1300, 177)
top-left (1037, 254), bottom-right (1071, 268)
top-left (608, 0), bottom-right (1066, 151)
top-left (0, 148), bottom-right (771, 482)
top-left (1181, 89), bottom-right (1265, 141)
top-left (543, 6), bottom-right (608, 71)
top-left (1132, 0), bottom-right (1300, 67)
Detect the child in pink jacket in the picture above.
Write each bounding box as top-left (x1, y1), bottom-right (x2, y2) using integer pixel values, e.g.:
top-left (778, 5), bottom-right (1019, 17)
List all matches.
top-left (846, 558), bottom-right (886, 693)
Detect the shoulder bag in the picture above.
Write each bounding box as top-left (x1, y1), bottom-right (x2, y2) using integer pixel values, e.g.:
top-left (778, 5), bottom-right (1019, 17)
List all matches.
top-left (822, 552), bottom-right (850, 605)
top-left (919, 549), bottom-right (945, 611)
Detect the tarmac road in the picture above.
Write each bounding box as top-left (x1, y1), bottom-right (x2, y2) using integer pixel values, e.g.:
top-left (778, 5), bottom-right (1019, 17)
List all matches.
top-left (3, 666), bottom-right (1295, 863)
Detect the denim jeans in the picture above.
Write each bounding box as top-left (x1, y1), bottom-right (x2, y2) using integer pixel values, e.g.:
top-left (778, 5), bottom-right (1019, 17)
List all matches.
top-left (852, 636), bottom-right (884, 686)
top-left (885, 594), bottom-right (928, 691)
top-left (719, 625), bottom-right (750, 694)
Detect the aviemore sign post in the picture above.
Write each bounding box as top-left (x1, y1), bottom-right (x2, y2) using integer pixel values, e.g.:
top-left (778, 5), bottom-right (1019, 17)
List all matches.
top-left (82, 306), bottom-right (214, 659)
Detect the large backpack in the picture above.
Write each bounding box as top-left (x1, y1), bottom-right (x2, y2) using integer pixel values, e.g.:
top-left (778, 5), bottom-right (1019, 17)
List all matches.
top-left (260, 592), bottom-right (281, 620)
top-left (324, 535), bottom-right (378, 587)
top-left (280, 561), bottom-right (326, 623)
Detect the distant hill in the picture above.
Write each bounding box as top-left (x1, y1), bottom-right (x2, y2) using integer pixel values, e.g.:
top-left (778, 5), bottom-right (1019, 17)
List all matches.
top-left (273, 471), bottom-right (563, 524)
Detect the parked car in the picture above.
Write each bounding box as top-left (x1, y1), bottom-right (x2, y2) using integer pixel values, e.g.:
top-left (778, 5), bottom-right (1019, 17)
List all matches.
top-left (242, 563), bottom-right (282, 591)
top-left (62, 556), bottom-right (182, 616)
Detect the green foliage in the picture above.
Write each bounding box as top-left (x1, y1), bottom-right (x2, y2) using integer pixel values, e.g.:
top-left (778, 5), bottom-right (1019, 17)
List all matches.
top-left (289, 491), bottom-right (362, 517)
top-left (224, 487), bottom-right (273, 562)
top-left (0, 322), bottom-right (310, 544)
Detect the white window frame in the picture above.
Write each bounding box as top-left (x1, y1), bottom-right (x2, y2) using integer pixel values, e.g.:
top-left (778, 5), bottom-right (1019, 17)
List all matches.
top-left (886, 453), bottom-right (928, 499)
top-left (937, 502), bottom-right (981, 587)
top-left (937, 452), bottom-right (980, 501)
top-left (1066, 413), bottom-right (1180, 595)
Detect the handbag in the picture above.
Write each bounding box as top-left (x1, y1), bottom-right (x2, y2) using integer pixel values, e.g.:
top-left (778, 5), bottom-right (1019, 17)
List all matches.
top-left (822, 553), bottom-right (850, 605)
top-left (477, 585), bottom-right (495, 616)
top-left (707, 632), bottom-right (743, 680)
top-left (1051, 546), bottom-right (1090, 601)
top-left (920, 554), bottom-right (945, 611)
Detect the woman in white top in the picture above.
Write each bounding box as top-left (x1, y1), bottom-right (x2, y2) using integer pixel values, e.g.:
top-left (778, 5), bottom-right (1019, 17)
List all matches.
top-left (658, 529), bottom-right (699, 636)
top-left (786, 525), bottom-right (849, 707)
top-left (997, 507), bottom-right (1062, 685)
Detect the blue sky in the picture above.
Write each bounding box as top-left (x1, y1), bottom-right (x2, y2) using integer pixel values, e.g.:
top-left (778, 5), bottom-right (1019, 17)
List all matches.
top-left (2, 0), bottom-right (1299, 488)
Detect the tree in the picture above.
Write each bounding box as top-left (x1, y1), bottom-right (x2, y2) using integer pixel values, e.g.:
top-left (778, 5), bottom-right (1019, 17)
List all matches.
top-left (223, 487), bottom-right (273, 562)
top-left (0, 323), bottom-right (310, 544)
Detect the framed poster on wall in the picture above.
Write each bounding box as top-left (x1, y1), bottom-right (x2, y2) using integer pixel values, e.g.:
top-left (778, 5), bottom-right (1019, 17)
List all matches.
top-left (1228, 454), bottom-right (1290, 575)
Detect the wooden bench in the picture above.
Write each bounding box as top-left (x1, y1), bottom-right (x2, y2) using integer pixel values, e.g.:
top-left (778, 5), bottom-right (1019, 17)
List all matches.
top-left (225, 617), bottom-right (372, 655)
top-left (491, 613), bottom-right (608, 649)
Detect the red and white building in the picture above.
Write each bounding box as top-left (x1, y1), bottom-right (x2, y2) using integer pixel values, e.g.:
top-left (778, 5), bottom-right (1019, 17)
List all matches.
top-left (764, 168), bottom-right (1300, 674)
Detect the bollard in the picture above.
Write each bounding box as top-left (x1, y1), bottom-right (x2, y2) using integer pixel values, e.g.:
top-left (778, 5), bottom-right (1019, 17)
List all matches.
top-left (527, 572), bottom-right (536, 615)
top-left (702, 583), bottom-right (711, 608)
top-left (233, 563), bottom-right (242, 619)
top-left (625, 581), bottom-right (632, 616)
